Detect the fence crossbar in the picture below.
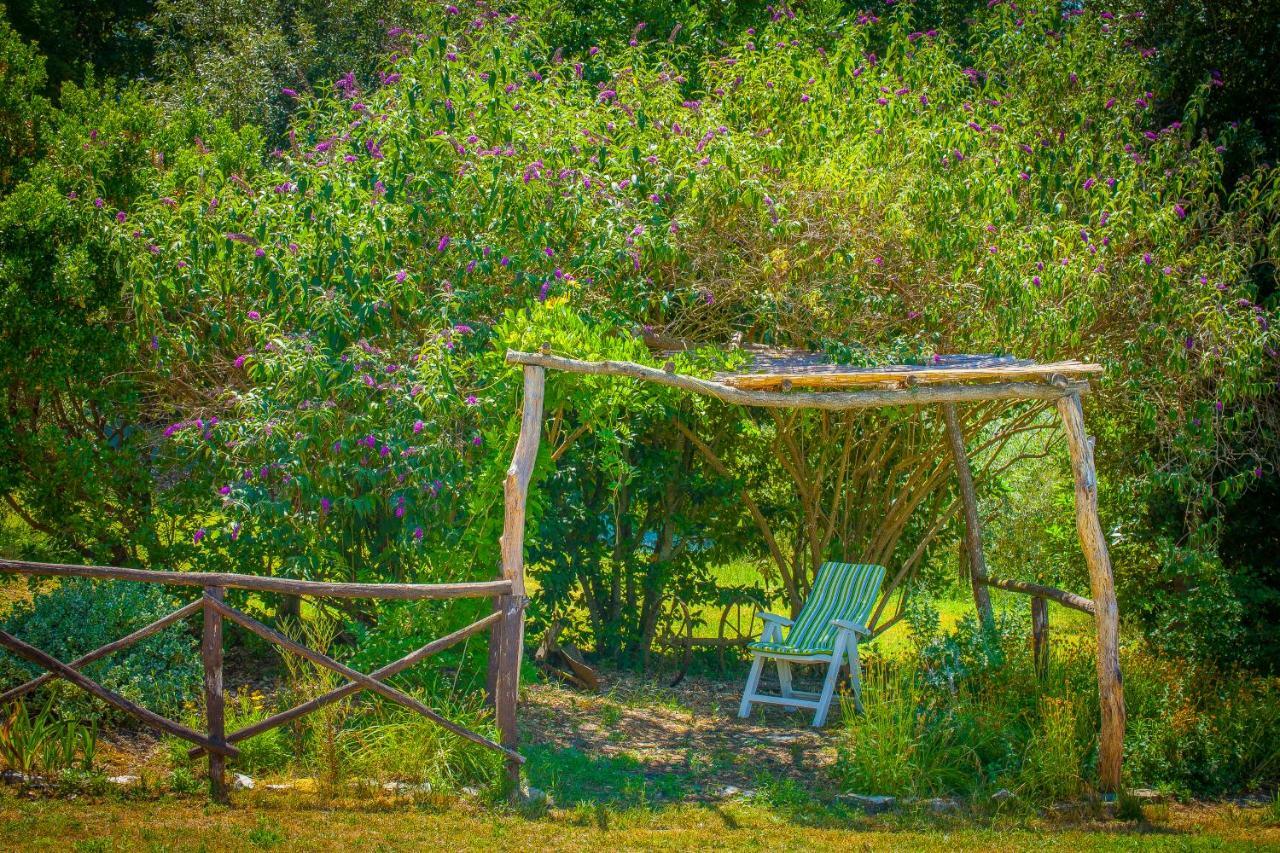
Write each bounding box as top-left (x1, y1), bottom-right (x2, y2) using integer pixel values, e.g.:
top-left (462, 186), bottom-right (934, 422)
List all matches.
top-left (0, 628), bottom-right (238, 757)
top-left (188, 609), bottom-right (503, 756)
top-left (0, 559), bottom-right (511, 601)
top-left (205, 596), bottom-right (522, 764)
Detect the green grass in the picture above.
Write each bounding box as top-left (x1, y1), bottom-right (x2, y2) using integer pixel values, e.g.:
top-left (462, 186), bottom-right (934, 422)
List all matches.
top-left (1, 789), bottom-right (1276, 851)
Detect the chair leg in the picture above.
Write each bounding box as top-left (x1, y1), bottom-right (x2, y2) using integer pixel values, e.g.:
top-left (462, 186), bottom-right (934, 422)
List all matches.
top-left (812, 637), bottom-right (846, 727)
top-left (847, 638), bottom-right (864, 714)
top-left (739, 653), bottom-right (766, 718)
top-left (777, 660), bottom-right (797, 711)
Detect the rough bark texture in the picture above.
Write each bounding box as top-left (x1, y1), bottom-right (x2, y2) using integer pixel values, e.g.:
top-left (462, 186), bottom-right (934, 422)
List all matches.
top-left (1056, 392), bottom-right (1125, 793)
top-left (202, 586), bottom-right (227, 804)
top-left (942, 403), bottom-right (995, 626)
top-left (0, 559), bottom-right (511, 600)
top-left (491, 365), bottom-right (546, 790)
top-left (1031, 596), bottom-right (1050, 678)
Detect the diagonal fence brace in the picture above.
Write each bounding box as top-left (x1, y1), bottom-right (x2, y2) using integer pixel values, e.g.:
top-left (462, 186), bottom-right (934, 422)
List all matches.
top-left (0, 628), bottom-right (238, 758)
top-left (188, 609), bottom-right (503, 758)
top-left (204, 596), bottom-right (523, 764)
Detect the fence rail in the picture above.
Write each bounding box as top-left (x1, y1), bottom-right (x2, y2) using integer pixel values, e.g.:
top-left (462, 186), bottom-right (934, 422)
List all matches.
top-left (0, 559), bottom-right (523, 802)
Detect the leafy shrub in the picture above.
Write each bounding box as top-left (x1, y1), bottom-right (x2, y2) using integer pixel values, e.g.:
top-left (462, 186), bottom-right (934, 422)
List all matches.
top-left (834, 607), bottom-right (1280, 799)
top-left (0, 579), bottom-right (200, 720)
top-left (1122, 649), bottom-right (1280, 795)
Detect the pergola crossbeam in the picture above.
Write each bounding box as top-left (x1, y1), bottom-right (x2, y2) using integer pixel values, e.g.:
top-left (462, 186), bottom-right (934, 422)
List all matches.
top-left (505, 351), bottom-right (1088, 410)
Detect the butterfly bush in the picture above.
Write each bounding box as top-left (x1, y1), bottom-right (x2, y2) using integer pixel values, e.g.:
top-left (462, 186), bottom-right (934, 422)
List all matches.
top-left (70, 0), bottom-right (1275, 585)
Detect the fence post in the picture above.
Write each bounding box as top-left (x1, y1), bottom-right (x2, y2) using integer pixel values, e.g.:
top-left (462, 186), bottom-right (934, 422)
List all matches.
top-left (1031, 596), bottom-right (1049, 678)
top-left (492, 593), bottom-right (522, 791)
top-left (202, 586), bottom-right (227, 804)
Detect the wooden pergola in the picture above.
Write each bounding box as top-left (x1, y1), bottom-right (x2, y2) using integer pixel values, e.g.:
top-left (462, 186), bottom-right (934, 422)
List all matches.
top-left (492, 343), bottom-right (1126, 791)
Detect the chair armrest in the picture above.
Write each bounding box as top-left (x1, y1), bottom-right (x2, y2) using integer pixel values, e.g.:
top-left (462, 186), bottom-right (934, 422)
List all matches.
top-left (831, 618), bottom-right (870, 637)
top-left (758, 612), bottom-right (794, 628)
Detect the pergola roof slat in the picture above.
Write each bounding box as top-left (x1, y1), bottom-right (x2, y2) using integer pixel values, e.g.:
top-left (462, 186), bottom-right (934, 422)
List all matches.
top-left (721, 360), bottom-right (1103, 391)
top-left (505, 350), bottom-right (1091, 409)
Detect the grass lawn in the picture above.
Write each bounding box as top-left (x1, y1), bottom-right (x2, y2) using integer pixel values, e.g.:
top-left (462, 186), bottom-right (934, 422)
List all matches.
top-left (2, 789), bottom-right (1276, 852)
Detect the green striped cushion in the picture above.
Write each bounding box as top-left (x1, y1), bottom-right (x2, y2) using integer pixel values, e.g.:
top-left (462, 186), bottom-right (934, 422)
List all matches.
top-left (748, 562), bottom-right (886, 656)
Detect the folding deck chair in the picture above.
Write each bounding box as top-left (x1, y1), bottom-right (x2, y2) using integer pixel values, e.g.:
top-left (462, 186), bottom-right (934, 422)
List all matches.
top-left (738, 561), bottom-right (886, 727)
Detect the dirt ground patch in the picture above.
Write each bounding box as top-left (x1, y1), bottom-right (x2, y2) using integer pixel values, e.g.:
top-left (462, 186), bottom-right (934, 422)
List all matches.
top-left (521, 666), bottom-right (847, 802)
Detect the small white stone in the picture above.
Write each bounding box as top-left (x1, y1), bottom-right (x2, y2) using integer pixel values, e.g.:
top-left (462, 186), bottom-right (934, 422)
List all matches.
top-left (991, 788), bottom-right (1015, 803)
top-left (232, 773), bottom-right (254, 790)
top-left (461, 786), bottom-right (480, 797)
top-left (107, 775), bottom-right (139, 786)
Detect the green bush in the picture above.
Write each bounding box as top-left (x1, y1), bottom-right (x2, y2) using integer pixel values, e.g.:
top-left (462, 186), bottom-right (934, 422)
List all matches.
top-left (833, 609), bottom-right (1280, 800)
top-left (0, 579), bottom-right (200, 720)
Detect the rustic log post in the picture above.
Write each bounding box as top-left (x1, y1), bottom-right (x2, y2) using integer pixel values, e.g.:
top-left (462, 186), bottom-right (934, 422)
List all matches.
top-left (488, 365), bottom-right (546, 792)
top-left (1056, 392), bottom-right (1124, 793)
top-left (1031, 596), bottom-right (1049, 678)
top-left (942, 403), bottom-right (994, 627)
top-left (202, 586), bottom-right (228, 804)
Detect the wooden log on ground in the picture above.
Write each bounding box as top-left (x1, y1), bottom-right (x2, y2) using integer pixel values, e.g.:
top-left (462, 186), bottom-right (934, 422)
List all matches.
top-left (506, 351), bottom-right (1089, 411)
top-left (490, 364), bottom-right (546, 792)
top-left (0, 629), bottom-right (237, 757)
top-left (1031, 596), bottom-right (1049, 678)
top-left (979, 574), bottom-right (1095, 614)
top-left (206, 596), bottom-right (522, 764)
top-left (0, 598), bottom-right (205, 704)
top-left (190, 610), bottom-right (501, 757)
top-left (202, 586), bottom-right (228, 804)
top-left (0, 559), bottom-right (511, 601)
top-left (942, 403), bottom-right (994, 626)
top-left (1056, 391), bottom-right (1125, 793)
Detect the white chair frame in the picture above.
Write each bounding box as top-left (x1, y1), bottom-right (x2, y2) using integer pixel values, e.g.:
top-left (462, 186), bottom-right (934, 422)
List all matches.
top-left (737, 613), bottom-right (868, 727)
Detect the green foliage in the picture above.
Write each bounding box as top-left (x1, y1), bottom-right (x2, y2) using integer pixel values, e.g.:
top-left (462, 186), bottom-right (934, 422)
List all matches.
top-left (344, 598), bottom-right (491, 692)
top-left (0, 699), bottom-right (97, 776)
top-left (2, 0), bottom-right (152, 95)
top-left (341, 693), bottom-right (502, 789)
top-left (833, 608), bottom-right (1280, 799)
top-left (0, 579), bottom-right (200, 719)
top-left (0, 0), bottom-right (1278, 676)
top-left (149, 0), bottom-right (426, 132)
top-left (0, 11), bottom-right (48, 192)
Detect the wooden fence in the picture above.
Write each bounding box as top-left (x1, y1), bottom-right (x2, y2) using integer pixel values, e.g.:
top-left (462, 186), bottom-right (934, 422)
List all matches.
top-left (0, 558), bottom-right (525, 802)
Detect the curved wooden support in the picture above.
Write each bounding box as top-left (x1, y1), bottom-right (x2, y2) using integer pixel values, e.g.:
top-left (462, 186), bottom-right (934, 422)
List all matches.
top-left (207, 596), bottom-right (522, 764)
top-left (1057, 392), bottom-right (1124, 792)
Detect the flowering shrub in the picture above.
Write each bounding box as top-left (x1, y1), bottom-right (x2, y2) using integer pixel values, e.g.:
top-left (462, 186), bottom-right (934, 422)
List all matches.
top-left (3, 2), bottom-right (1277, 659)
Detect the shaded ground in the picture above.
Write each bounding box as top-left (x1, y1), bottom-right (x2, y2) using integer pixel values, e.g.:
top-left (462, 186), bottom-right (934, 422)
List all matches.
top-left (521, 667), bottom-right (844, 804)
